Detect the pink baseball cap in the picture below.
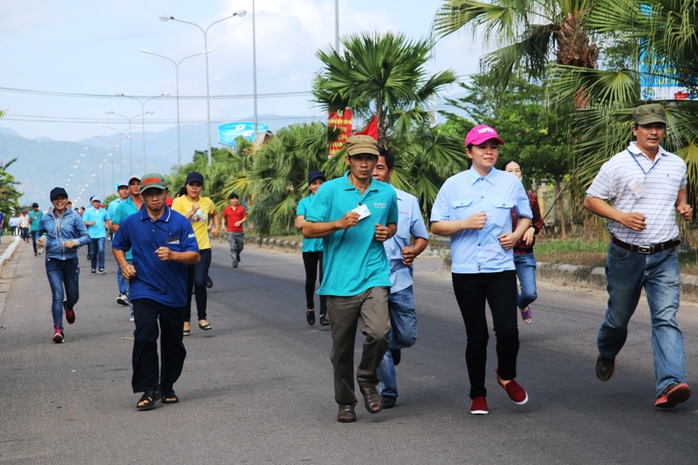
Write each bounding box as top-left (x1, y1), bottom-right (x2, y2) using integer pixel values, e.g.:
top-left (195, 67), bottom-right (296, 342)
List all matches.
top-left (465, 124), bottom-right (505, 147)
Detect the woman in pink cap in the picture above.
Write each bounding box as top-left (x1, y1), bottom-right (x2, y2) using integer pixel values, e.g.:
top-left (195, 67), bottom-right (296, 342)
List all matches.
top-left (430, 125), bottom-right (533, 415)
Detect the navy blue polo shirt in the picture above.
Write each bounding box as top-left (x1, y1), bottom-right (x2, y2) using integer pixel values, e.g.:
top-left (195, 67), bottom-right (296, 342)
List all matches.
top-left (112, 207), bottom-right (199, 307)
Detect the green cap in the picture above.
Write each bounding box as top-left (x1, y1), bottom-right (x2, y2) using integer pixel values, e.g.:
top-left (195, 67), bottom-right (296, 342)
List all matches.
top-left (633, 104), bottom-right (666, 126)
top-left (140, 173), bottom-right (168, 193)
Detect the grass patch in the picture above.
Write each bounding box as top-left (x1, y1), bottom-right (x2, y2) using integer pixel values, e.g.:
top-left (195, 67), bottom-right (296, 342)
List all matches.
top-left (535, 238), bottom-right (608, 268)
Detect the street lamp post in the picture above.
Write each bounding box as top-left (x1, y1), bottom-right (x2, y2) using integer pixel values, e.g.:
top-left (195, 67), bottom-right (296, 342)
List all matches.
top-left (159, 10), bottom-right (247, 166)
top-left (140, 49), bottom-right (209, 167)
top-left (252, 0), bottom-right (258, 136)
top-left (105, 111), bottom-right (152, 174)
top-left (114, 93), bottom-right (169, 173)
top-left (93, 135), bottom-right (117, 196)
top-left (99, 124), bottom-right (133, 180)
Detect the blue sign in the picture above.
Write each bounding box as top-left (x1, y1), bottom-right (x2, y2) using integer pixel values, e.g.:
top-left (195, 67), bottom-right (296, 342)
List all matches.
top-left (218, 122), bottom-right (269, 146)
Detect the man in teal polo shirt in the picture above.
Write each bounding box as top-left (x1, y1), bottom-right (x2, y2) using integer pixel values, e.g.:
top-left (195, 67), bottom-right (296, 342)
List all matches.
top-left (112, 175), bottom-right (144, 320)
top-left (303, 135), bottom-right (398, 423)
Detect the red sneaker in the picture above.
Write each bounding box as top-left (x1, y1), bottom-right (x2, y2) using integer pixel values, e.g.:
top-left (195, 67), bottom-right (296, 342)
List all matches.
top-left (52, 329), bottom-right (64, 343)
top-left (496, 370), bottom-right (528, 405)
top-left (470, 396), bottom-right (489, 415)
top-left (655, 383), bottom-right (691, 408)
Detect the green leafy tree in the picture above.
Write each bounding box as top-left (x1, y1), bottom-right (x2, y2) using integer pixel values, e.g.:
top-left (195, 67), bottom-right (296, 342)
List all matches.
top-left (246, 123), bottom-right (328, 236)
top-left (312, 31), bottom-right (456, 146)
top-left (433, 0), bottom-right (599, 97)
top-left (0, 158), bottom-right (23, 226)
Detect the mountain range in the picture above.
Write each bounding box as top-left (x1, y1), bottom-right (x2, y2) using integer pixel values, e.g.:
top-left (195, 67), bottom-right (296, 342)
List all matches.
top-left (0, 117), bottom-right (300, 208)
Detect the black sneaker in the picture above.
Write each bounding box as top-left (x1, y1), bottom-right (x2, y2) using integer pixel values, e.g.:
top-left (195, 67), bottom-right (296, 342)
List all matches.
top-left (382, 396), bottom-right (397, 409)
top-left (116, 294), bottom-right (129, 306)
top-left (205, 276), bottom-right (213, 288)
top-left (91, 269), bottom-right (96, 276)
top-left (391, 349), bottom-right (402, 366)
top-left (319, 314), bottom-right (329, 326)
top-left (98, 268), bottom-right (106, 274)
top-left (595, 355), bottom-right (615, 381)
top-left (655, 382), bottom-right (691, 408)
top-left (306, 310), bottom-right (315, 326)
top-left (63, 300), bottom-right (75, 324)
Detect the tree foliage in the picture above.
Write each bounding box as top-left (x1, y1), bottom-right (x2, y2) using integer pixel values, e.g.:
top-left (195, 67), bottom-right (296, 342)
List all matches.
top-left (312, 31), bottom-right (456, 146)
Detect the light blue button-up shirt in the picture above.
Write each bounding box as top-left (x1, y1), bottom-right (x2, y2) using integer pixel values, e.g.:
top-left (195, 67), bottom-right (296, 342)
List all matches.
top-left (384, 186), bottom-right (429, 293)
top-left (431, 167), bottom-right (531, 274)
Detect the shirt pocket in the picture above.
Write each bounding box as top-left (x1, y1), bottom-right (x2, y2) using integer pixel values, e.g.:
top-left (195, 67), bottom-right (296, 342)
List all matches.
top-left (450, 198), bottom-right (474, 220)
top-left (490, 198), bottom-right (514, 228)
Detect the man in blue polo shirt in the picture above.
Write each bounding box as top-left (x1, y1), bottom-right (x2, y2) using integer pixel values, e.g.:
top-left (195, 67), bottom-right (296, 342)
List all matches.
top-left (83, 196), bottom-right (108, 274)
top-left (112, 173), bottom-right (200, 411)
top-left (303, 135), bottom-right (398, 423)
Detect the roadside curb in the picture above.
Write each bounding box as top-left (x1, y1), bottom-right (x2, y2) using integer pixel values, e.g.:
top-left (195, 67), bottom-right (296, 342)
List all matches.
top-left (241, 235), bottom-right (698, 304)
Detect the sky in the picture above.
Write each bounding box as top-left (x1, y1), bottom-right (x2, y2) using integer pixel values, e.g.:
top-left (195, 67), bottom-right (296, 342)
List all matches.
top-left (0, 0), bottom-right (485, 143)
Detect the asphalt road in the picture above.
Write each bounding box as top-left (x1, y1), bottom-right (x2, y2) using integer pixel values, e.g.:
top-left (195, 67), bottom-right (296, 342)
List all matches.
top-left (1, 239), bottom-right (697, 464)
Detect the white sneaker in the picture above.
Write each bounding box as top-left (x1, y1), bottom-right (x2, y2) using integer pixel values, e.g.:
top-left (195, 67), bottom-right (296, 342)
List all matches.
top-left (116, 294), bottom-right (129, 306)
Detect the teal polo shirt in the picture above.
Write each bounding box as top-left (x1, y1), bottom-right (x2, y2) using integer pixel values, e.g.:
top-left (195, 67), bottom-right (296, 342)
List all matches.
top-left (112, 196), bottom-right (141, 261)
top-left (297, 195), bottom-right (323, 253)
top-left (305, 172), bottom-right (398, 297)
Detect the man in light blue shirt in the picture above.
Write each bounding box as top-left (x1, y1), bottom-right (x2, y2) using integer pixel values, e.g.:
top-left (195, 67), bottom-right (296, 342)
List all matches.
top-left (107, 181), bottom-right (130, 304)
top-left (304, 135), bottom-right (398, 423)
top-left (83, 196), bottom-right (108, 275)
top-left (372, 148), bottom-right (429, 409)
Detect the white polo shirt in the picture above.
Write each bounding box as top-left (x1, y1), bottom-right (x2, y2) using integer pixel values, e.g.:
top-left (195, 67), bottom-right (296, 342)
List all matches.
top-left (586, 142), bottom-right (687, 245)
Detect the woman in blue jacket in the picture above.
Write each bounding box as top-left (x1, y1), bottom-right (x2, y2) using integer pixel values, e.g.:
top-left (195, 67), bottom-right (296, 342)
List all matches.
top-left (37, 187), bottom-right (90, 343)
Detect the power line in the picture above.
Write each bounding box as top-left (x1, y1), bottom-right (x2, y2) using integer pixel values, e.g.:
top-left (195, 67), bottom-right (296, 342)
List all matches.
top-left (0, 86), bottom-right (312, 101)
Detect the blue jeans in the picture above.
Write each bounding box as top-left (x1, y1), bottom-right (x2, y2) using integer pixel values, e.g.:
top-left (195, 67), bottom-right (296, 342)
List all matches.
top-left (598, 242), bottom-right (686, 395)
top-left (185, 248), bottom-right (212, 321)
top-left (116, 262), bottom-right (128, 294)
top-left (45, 257), bottom-right (80, 331)
top-left (89, 237), bottom-right (105, 270)
top-left (514, 252), bottom-right (537, 309)
top-left (377, 286), bottom-right (418, 399)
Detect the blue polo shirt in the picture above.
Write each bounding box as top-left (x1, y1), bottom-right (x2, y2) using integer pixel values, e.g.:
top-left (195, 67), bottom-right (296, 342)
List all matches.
top-left (112, 196), bottom-right (141, 260)
top-left (82, 207), bottom-right (108, 238)
top-left (296, 195), bottom-right (323, 253)
top-left (384, 186), bottom-right (429, 293)
top-left (305, 171), bottom-right (398, 297)
top-left (431, 167), bottom-right (532, 274)
top-left (112, 207), bottom-right (199, 307)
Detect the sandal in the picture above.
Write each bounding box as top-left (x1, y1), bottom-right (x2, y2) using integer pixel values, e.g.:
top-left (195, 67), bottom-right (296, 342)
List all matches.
top-left (183, 321), bottom-right (191, 337)
top-left (198, 320), bottom-right (212, 331)
top-left (520, 306), bottom-right (532, 324)
top-left (137, 390), bottom-right (161, 411)
top-left (162, 389), bottom-right (179, 404)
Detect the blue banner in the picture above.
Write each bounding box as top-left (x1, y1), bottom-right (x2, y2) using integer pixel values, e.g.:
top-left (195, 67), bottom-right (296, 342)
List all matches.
top-left (218, 122), bottom-right (269, 146)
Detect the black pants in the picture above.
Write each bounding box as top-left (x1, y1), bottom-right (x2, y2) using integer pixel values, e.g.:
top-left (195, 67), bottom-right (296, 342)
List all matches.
top-left (302, 251), bottom-right (327, 314)
top-left (452, 271), bottom-right (519, 399)
top-left (132, 298), bottom-right (187, 395)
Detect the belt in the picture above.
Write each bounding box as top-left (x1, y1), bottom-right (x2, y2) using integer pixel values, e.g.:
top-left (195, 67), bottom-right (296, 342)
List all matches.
top-left (611, 236), bottom-right (681, 255)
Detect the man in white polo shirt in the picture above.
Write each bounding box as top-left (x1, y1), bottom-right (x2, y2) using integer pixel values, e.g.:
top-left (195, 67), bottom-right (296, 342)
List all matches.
top-left (584, 103), bottom-right (692, 409)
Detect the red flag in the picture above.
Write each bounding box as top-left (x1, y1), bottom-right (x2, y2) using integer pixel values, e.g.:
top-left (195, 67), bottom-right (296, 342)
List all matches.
top-left (355, 115), bottom-right (378, 140)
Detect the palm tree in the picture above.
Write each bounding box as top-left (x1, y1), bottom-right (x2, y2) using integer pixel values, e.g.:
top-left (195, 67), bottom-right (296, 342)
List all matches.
top-left (246, 123), bottom-right (329, 236)
top-left (433, 0), bottom-right (599, 96)
top-left (312, 31), bottom-right (456, 146)
top-left (550, 0), bottom-right (698, 207)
